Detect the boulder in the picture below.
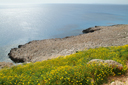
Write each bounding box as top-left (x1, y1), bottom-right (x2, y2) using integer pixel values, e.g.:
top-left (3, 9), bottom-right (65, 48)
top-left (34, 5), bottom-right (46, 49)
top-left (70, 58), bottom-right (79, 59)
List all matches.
top-left (111, 81), bottom-right (124, 85)
top-left (87, 59), bottom-right (123, 70)
top-left (82, 27), bottom-right (100, 33)
top-left (110, 78), bottom-right (128, 85)
top-left (110, 80), bottom-right (128, 85)
top-left (18, 45), bottom-right (23, 48)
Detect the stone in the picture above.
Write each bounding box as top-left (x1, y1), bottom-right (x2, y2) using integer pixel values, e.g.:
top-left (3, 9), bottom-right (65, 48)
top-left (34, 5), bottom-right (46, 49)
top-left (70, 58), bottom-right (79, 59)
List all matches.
top-left (18, 45), bottom-right (23, 48)
top-left (7, 24), bottom-right (128, 63)
top-left (87, 59), bottom-right (123, 70)
top-left (110, 81), bottom-right (125, 85)
top-left (8, 50), bottom-right (25, 63)
top-left (0, 62), bottom-right (13, 70)
top-left (104, 60), bottom-right (123, 70)
top-left (82, 27), bottom-right (100, 33)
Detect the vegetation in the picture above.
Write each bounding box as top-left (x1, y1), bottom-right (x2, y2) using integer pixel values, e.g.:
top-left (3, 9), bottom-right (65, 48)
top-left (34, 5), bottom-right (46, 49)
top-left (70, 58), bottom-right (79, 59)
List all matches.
top-left (0, 45), bottom-right (128, 85)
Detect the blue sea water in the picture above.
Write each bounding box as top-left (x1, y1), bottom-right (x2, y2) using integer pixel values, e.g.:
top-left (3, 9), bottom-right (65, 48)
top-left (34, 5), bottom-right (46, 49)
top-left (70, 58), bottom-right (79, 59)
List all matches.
top-left (0, 4), bottom-right (128, 62)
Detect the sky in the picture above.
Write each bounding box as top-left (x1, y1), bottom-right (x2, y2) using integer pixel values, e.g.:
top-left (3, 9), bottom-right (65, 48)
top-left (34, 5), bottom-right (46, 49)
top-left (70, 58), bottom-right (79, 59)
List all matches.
top-left (0, 0), bottom-right (128, 5)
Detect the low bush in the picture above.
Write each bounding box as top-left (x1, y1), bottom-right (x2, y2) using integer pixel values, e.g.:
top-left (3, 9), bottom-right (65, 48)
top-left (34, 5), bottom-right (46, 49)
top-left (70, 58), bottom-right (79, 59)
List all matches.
top-left (0, 45), bottom-right (128, 85)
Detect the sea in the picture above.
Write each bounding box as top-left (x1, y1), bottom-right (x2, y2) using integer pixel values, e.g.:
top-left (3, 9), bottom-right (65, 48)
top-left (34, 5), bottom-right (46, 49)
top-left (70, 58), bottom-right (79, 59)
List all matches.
top-left (0, 4), bottom-right (128, 62)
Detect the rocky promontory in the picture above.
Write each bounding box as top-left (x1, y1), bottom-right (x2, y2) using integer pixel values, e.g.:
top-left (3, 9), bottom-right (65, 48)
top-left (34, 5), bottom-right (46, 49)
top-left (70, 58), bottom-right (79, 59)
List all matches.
top-left (8, 24), bottom-right (128, 63)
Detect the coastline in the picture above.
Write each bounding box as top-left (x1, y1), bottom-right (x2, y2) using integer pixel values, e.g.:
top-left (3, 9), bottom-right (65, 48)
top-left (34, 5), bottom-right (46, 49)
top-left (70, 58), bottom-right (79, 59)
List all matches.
top-left (8, 24), bottom-right (128, 63)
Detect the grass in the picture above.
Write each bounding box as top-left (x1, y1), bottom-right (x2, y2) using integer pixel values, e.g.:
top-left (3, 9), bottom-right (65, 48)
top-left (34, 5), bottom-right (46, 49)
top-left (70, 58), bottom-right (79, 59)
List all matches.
top-left (0, 45), bottom-right (128, 85)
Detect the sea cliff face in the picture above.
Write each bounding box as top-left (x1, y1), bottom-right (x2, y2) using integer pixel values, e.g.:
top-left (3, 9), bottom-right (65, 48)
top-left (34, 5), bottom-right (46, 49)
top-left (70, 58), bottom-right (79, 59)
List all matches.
top-left (8, 24), bottom-right (128, 63)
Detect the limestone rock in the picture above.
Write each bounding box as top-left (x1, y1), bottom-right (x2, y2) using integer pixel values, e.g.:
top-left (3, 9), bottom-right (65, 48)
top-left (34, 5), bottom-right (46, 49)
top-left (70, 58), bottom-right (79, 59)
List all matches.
top-left (8, 24), bottom-right (128, 63)
top-left (110, 79), bottom-right (128, 85)
top-left (110, 81), bottom-right (124, 85)
top-left (0, 62), bottom-right (13, 69)
top-left (87, 59), bottom-right (123, 70)
top-left (82, 27), bottom-right (100, 33)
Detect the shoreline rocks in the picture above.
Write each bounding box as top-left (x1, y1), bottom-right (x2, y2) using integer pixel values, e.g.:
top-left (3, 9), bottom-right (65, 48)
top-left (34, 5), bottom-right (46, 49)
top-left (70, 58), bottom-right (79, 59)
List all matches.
top-left (0, 62), bottom-right (13, 69)
top-left (82, 26), bottom-right (100, 33)
top-left (8, 24), bottom-right (128, 63)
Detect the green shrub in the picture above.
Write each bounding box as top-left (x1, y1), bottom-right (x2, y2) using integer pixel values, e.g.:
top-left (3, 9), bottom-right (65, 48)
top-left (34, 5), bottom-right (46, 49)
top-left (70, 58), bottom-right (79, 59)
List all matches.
top-left (0, 45), bottom-right (128, 85)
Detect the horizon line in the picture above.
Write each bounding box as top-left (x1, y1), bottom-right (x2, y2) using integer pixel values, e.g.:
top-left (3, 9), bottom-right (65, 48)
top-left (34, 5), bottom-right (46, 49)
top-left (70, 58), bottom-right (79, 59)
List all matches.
top-left (0, 3), bottom-right (128, 5)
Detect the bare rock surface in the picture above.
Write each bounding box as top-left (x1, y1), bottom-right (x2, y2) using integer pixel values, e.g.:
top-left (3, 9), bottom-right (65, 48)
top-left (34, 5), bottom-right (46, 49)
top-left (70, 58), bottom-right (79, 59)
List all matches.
top-left (0, 62), bottom-right (13, 70)
top-left (8, 24), bottom-right (128, 63)
top-left (110, 80), bottom-right (125, 85)
top-left (82, 26), bottom-right (100, 33)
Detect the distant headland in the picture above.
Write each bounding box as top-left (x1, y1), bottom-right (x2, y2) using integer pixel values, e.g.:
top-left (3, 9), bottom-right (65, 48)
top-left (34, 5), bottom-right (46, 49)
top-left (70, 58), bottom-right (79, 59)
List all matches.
top-left (8, 24), bottom-right (128, 63)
